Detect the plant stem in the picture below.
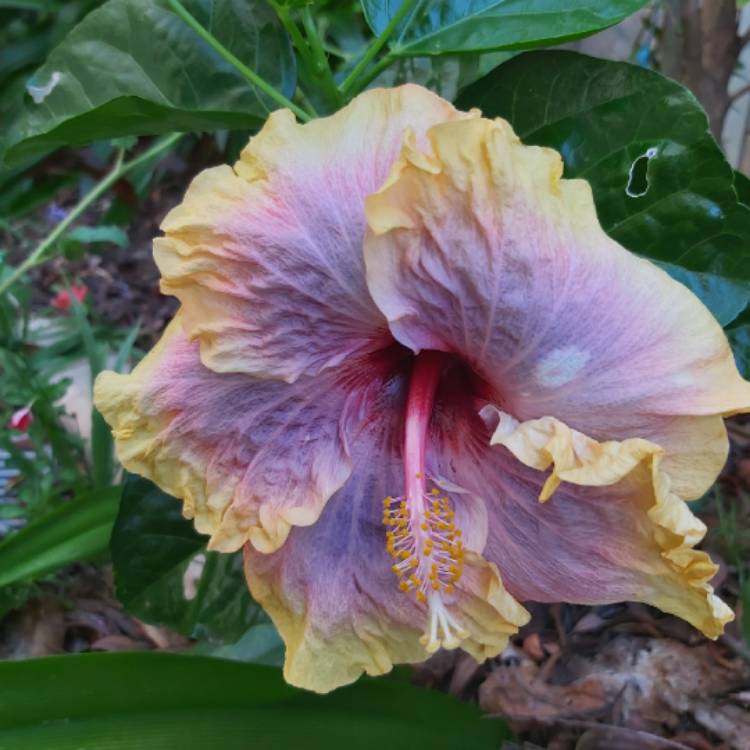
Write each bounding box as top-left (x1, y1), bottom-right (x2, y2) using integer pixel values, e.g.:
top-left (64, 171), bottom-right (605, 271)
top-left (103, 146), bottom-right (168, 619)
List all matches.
top-left (339, 0), bottom-right (420, 97)
top-left (349, 53), bottom-right (396, 94)
top-left (301, 6), bottom-right (343, 109)
top-left (295, 87), bottom-right (320, 118)
top-left (0, 134), bottom-right (182, 297)
top-left (271, 1), bottom-right (315, 73)
top-left (166, 0), bottom-right (312, 122)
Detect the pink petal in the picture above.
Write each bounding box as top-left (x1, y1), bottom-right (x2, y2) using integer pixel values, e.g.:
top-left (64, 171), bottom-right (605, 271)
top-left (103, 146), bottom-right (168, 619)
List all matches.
top-left (94, 313), bottom-right (394, 553)
top-left (364, 117), bottom-right (750, 492)
top-left (155, 86), bottom-right (466, 383)
top-left (244, 390), bottom-right (528, 693)
top-left (445, 406), bottom-right (732, 639)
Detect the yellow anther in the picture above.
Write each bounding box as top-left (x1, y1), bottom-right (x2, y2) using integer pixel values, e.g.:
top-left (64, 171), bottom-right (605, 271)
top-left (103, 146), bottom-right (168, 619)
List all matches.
top-left (383, 489), bottom-right (466, 611)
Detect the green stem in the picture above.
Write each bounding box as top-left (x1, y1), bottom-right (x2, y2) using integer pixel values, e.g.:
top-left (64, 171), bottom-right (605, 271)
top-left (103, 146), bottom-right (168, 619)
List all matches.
top-left (0, 134), bottom-right (182, 297)
top-left (295, 87), bottom-right (320, 118)
top-left (301, 7), bottom-right (342, 109)
top-left (271, 1), bottom-right (315, 72)
top-left (166, 0), bottom-right (311, 122)
top-left (348, 53), bottom-right (396, 94)
top-left (339, 0), bottom-right (420, 97)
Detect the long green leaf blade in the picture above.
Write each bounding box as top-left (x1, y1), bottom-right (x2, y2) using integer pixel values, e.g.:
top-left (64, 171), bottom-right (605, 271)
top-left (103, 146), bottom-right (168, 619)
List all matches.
top-left (0, 487), bottom-right (119, 588)
top-left (0, 652), bottom-right (510, 749)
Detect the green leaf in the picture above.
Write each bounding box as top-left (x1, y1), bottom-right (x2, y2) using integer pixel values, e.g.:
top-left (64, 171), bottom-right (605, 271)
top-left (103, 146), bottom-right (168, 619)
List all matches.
top-left (456, 51), bottom-right (750, 327)
top-left (734, 170), bottom-right (750, 207)
top-left (65, 224), bottom-right (129, 248)
top-left (362, 0), bottom-right (648, 56)
top-left (741, 577), bottom-right (750, 646)
top-left (192, 622), bottom-right (285, 666)
top-left (728, 306), bottom-right (750, 377)
top-left (3, 0), bottom-right (296, 165)
top-left (0, 487), bottom-right (119, 589)
top-left (0, 652), bottom-right (510, 749)
top-left (375, 50), bottom-right (513, 101)
top-left (111, 474), bottom-right (264, 641)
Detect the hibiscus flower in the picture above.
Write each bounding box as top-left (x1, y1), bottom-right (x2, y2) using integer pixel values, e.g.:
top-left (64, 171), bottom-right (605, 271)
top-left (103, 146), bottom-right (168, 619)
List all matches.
top-left (95, 85), bottom-right (750, 693)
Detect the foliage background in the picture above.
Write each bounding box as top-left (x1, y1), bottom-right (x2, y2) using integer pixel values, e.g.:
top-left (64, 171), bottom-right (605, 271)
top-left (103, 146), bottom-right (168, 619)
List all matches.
top-left (1, 1), bottom-right (750, 748)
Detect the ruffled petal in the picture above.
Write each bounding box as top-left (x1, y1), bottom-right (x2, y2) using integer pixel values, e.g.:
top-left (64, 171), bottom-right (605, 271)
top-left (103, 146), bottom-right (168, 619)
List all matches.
top-left (243, 396), bottom-right (528, 693)
top-left (94, 313), bottom-right (379, 553)
top-left (155, 85), bottom-right (466, 383)
top-left (364, 116), bottom-right (750, 480)
top-left (475, 407), bottom-right (732, 639)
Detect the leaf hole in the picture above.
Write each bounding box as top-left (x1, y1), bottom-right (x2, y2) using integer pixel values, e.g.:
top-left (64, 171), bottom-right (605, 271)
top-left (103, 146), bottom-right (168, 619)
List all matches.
top-left (626, 146), bottom-right (658, 198)
top-left (182, 552), bottom-right (205, 601)
top-left (26, 71), bottom-right (62, 104)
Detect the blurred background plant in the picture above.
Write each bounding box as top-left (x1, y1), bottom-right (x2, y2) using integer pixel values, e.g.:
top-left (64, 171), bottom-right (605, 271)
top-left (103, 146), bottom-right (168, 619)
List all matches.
top-left (2, 1), bottom-right (750, 748)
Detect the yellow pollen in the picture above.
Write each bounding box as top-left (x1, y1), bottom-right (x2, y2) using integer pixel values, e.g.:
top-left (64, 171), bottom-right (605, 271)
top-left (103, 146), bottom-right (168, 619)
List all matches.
top-left (382, 488), bottom-right (466, 606)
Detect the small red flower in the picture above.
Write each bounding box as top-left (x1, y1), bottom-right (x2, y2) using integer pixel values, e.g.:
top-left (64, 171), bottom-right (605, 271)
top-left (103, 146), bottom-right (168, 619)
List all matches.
top-left (8, 406), bottom-right (33, 432)
top-left (51, 284), bottom-right (87, 312)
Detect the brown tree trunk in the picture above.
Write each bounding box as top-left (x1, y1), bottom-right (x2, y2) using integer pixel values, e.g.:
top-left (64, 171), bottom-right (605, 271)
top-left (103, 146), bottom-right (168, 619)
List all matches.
top-left (659, 0), bottom-right (743, 139)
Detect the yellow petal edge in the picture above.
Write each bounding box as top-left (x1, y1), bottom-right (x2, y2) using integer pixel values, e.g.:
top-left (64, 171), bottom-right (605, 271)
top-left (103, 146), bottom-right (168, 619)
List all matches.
top-left (485, 408), bottom-right (733, 638)
top-left (244, 543), bottom-right (529, 693)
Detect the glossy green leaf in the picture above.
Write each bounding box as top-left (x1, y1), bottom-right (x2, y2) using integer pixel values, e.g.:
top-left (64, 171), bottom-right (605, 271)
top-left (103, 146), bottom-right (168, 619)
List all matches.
top-left (375, 50), bottom-right (512, 101)
top-left (728, 305), bottom-right (750, 377)
top-left (192, 622), bottom-right (285, 666)
top-left (3, 0), bottom-right (295, 165)
top-left (456, 51), bottom-right (750, 327)
top-left (111, 474), bottom-right (264, 641)
top-left (362, 0), bottom-right (647, 56)
top-left (734, 170), bottom-right (750, 207)
top-left (0, 487), bottom-right (119, 588)
top-left (0, 652), bottom-right (510, 749)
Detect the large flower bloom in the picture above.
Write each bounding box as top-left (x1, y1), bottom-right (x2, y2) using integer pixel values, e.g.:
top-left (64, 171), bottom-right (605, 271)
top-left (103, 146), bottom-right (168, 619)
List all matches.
top-left (95, 85), bottom-right (750, 693)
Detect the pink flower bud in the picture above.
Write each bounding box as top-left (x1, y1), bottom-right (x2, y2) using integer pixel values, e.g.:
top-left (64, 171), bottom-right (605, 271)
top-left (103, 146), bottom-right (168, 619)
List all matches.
top-left (9, 406), bottom-right (32, 431)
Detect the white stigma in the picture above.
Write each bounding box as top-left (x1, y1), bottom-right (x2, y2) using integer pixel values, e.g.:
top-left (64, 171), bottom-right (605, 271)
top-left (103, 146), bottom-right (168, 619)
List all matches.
top-left (420, 592), bottom-right (469, 653)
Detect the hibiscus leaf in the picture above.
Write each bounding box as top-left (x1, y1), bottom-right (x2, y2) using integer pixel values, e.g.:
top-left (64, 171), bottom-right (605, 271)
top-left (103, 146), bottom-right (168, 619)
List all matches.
top-left (111, 474), bottom-right (265, 642)
top-left (0, 652), bottom-right (511, 748)
top-left (361, 0), bottom-right (648, 56)
top-left (456, 50), bottom-right (750, 328)
top-left (2, 0), bottom-right (295, 165)
top-left (373, 51), bottom-right (513, 101)
top-left (735, 169), bottom-right (750, 208)
top-left (727, 306), bottom-right (750, 377)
